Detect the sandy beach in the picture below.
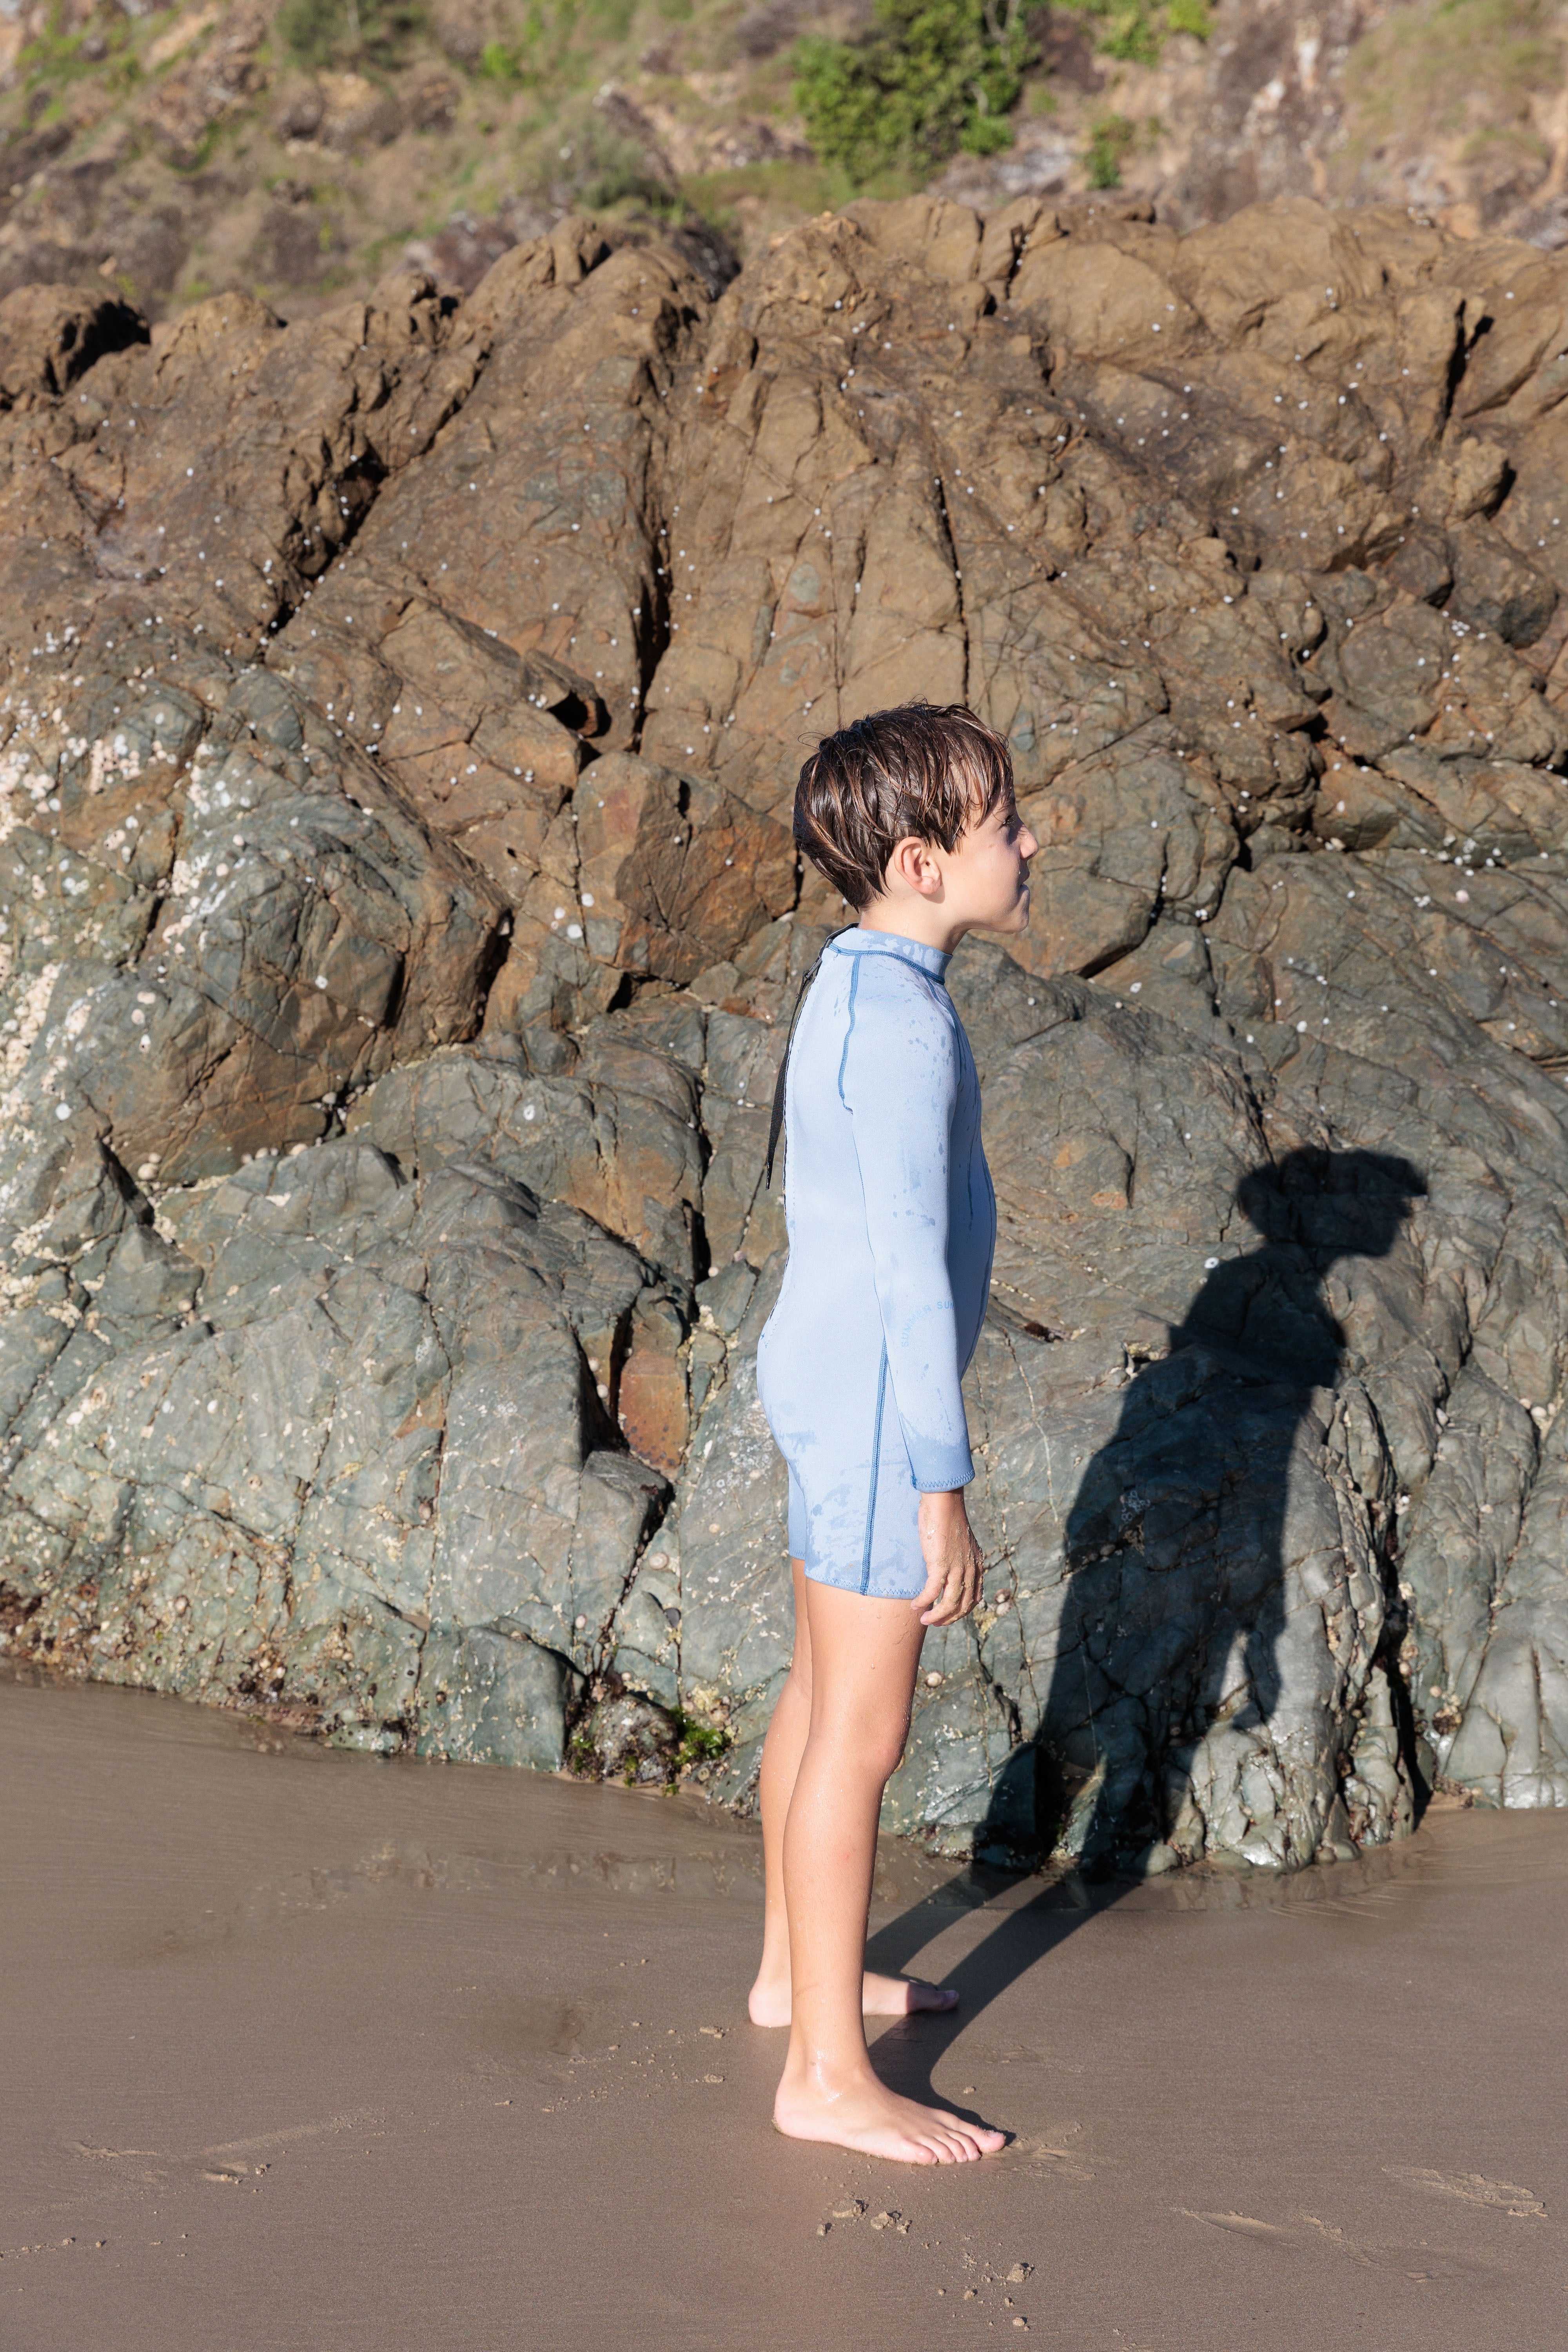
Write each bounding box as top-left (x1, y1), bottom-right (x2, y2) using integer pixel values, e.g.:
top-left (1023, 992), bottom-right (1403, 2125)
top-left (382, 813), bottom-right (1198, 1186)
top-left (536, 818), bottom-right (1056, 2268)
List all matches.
top-left (4, 1670), bottom-right (1566, 2352)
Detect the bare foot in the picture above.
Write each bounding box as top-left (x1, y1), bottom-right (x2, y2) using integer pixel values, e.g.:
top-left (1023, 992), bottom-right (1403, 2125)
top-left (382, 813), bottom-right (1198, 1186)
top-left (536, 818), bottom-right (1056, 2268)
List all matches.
top-left (748, 1971), bottom-right (958, 2028)
top-left (774, 2073), bottom-right (1006, 2163)
top-left (863, 1970), bottom-right (959, 2018)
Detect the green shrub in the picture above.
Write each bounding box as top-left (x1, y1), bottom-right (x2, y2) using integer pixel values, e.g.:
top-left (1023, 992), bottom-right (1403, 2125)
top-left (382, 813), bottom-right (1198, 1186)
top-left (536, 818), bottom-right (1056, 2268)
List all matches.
top-left (1083, 110), bottom-right (1136, 187)
top-left (526, 93), bottom-right (680, 209)
top-left (276, 0), bottom-right (339, 69)
top-left (1058, 0), bottom-right (1212, 64)
top-left (276, 0), bottom-right (423, 71)
top-left (1097, 3), bottom-right (1160, 62)
top-left (479, 36), bottom-right (524, 80)
top-left (670, 1709), bottom-right (729, 1770)
top-left (792, 0), bottom-right (1035, 185)
top-left (18, 11), bottom-right (135, 88)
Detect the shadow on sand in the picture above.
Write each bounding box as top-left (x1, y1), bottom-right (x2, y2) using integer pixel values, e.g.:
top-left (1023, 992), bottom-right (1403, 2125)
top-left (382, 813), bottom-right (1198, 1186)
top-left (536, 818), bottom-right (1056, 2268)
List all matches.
top-left (865, 1146), bottom-right (1428, 2106)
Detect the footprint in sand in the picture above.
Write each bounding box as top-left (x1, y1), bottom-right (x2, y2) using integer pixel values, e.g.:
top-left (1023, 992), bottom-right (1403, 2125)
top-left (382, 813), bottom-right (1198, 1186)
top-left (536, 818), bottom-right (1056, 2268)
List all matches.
top-left (1384, 2166), bottom-right (1546, 2220)
top-left (1182, 2209), bottom-right (1296, 2242)
top-left (1182, 2207), bottom-right (1506, 2279)
top-left (1002, 2123), bottom-right (1094, 2182)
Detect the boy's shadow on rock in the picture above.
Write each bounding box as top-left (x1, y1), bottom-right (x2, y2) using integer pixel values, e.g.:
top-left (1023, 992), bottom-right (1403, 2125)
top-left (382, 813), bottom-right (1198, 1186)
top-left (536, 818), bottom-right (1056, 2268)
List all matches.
top-left (865, 1146), bottom-right (1426, 2103)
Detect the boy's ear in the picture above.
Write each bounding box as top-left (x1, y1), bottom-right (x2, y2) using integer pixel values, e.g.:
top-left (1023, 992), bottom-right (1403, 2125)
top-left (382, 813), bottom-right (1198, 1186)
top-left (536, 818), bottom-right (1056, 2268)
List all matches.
top-left (885, 835), bottom-right (944, 898)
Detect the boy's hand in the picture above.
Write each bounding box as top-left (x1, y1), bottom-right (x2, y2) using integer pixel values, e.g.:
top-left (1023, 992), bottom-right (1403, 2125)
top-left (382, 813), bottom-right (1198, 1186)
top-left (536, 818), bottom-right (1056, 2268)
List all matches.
top-left (912, 1489), bottom-right (985, 1625)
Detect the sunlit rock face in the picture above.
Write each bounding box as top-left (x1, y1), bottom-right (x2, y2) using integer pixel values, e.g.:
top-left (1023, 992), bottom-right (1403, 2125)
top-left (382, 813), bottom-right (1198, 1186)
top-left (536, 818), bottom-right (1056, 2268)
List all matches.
top-left (5, 192), bottom-right (1568, 1871)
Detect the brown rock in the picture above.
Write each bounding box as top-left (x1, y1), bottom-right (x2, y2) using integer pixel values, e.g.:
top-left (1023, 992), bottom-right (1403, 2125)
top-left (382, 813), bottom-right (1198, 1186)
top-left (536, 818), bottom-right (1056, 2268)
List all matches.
top-left (1448, 518), bottom-right (1559, 648)
top-left (10, 196), bottom-right (1568, 1869)
top-left (617, 1294), bottom-right (690, 1476)
top-left (292, 225), bottom-right (713, 753)
top-left (0, 282), bottom-right (146, 408)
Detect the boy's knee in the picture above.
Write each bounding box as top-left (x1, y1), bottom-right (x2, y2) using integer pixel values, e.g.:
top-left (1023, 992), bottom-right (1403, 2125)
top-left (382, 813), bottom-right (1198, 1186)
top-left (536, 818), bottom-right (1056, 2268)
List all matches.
top-left (806, 1692), bottom-right (911, 1782)
top-left (855, 1721), bottom-right (912, 1784)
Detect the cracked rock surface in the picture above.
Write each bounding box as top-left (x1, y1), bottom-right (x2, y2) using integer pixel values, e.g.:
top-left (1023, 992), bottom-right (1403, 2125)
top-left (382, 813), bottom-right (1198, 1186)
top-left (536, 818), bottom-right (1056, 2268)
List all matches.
top-left (7, 191), bottom-right (1568, 1870)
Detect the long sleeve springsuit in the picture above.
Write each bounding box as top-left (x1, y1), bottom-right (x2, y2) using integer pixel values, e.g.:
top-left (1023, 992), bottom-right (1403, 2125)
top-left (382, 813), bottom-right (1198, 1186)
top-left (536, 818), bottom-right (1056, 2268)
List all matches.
top-left (755, 927), bottom-right (996, 1599)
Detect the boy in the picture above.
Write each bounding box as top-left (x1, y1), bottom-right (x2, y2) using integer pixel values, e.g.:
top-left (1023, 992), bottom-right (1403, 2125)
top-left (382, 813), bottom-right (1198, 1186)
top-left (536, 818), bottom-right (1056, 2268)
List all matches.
top-left (752, 703), bottom-right (1036, 2163)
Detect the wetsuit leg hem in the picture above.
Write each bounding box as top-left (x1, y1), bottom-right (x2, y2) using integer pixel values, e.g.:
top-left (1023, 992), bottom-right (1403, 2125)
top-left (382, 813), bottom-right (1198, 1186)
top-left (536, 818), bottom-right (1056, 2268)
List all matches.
top-left (801, 1559), bottom-right (926, 1600)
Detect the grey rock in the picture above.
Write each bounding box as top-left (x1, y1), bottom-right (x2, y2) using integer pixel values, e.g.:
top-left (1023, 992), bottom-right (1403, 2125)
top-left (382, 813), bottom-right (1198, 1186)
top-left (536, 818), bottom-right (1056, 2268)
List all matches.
top-left (0, 1136), bottom-right (650, 1761)
top-left (11, 197), bottom-right (1568, 1879)
top-left (571, 1684), bottom-right (682, 1784)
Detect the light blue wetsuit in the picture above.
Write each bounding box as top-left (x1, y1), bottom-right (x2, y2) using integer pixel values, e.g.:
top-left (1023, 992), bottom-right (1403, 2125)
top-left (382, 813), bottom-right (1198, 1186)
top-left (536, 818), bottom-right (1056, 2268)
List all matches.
top-left (756, 928), bottom-right (996, 1599)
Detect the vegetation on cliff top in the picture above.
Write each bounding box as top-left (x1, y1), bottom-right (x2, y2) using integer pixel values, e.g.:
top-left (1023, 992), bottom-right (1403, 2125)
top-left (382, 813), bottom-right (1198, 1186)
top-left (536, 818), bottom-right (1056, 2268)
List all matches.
top-left (0, 0), bottom-right (1564, 322)
top-left (792, 0), bottom-right (1035, 183)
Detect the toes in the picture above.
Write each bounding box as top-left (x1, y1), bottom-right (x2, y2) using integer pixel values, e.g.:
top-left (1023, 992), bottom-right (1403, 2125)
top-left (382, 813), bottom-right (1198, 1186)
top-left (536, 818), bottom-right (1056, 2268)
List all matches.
top-left (930, 2112), bottom-right (1002, 2158)
top-left (935, 2109), bottom-right (1004, 2150)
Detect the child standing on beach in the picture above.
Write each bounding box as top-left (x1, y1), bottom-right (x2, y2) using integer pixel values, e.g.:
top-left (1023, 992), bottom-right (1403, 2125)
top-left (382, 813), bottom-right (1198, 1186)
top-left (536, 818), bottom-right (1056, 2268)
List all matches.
top-left (750, 704), bottom-right (1036, 2165)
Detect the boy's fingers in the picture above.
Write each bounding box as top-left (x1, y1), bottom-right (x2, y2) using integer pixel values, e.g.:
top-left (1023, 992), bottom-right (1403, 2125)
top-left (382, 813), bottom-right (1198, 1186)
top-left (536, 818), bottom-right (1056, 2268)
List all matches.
top-left (911, 1565), bottom-right (947, 1616)
top-left (919, 1561), bottom-right (963, 1624)
top-left (915, 1523), bottom-right (987, 1623)
top-left (927, 1561), bottom-right (976, 1625)
top-left (942, 1569), bottom-right (983, 1622)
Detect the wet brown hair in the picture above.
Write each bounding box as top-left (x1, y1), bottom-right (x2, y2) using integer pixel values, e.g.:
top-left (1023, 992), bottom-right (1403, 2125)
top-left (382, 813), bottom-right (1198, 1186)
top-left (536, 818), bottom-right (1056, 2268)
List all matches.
top-left (793, 702), bottom-right (1013, 911)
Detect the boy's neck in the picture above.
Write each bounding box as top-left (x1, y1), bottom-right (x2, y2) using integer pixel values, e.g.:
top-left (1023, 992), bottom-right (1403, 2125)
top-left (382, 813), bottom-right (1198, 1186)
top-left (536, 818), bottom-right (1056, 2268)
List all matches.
top-left (857, 897), bottom-right (965, 956)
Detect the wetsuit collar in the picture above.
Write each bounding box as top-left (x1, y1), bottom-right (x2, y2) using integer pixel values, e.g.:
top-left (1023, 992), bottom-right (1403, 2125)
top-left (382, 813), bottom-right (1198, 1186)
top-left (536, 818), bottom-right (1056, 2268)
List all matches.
top-left (831, 927), bottom-right (952, 980)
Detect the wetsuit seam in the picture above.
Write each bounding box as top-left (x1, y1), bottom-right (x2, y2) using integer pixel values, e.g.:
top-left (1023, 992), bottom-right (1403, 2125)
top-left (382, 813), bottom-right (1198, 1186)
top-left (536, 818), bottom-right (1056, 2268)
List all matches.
top-left (973, 1161), bottom-right (997, 1363)
top-left (846, 949), bottom-right (949, 987)
top-left (830, 934), bottom-right (949, 978)
top-left (837, 955), bottom-right (862, 1104)
top-left (860, 1345), bottom-right (888, 1593)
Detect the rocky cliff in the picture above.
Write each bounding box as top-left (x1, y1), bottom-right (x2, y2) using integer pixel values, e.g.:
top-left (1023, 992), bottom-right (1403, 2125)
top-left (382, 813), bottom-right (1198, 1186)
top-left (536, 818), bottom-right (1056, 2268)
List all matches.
top-left (5, 189), bottom-right (1568, 1873)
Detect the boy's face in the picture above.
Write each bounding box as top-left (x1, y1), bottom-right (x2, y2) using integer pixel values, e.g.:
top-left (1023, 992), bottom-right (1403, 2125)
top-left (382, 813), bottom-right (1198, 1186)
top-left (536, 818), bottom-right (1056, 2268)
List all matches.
top-left (940, 786), bottom-right (1037, 937)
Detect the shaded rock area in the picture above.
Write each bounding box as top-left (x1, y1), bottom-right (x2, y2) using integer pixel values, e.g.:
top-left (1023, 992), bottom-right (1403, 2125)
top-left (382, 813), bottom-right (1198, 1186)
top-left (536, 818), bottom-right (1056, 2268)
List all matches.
top-left (7, 191), bottom-right (1568, 1874)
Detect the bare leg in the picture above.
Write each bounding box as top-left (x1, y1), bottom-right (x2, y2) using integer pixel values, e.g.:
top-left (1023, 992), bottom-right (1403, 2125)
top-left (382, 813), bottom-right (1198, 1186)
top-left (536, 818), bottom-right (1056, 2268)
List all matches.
top-left (748, 1560), bottom-right (811, 2023)
top-left (772, 1575), bottom-right (1005, 2162)
top-left (748, 1559), bottom-right (959, 2028)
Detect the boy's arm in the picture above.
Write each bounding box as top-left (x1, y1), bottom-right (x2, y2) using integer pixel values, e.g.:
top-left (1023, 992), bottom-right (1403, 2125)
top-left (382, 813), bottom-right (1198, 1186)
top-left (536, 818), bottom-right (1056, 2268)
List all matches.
top-left (839, 965), bottom-right (973, 1492)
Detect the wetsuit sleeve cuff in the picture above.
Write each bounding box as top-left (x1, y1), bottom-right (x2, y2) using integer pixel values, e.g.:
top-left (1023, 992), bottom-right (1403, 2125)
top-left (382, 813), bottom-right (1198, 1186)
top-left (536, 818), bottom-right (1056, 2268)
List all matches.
top-left (908, 1440), bottom-right (976, 1492)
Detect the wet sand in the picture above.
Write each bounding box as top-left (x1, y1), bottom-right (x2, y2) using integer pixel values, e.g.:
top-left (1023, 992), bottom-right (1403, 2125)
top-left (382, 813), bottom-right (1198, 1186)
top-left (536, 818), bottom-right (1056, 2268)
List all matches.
top-left (4, 1673), bottom-right (1567, 2352)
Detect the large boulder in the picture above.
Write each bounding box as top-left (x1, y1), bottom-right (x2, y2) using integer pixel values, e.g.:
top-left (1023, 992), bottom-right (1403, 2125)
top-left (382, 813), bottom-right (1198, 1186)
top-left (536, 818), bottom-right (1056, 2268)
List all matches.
top-left (7, 195), bottom-right (1568, 1873)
